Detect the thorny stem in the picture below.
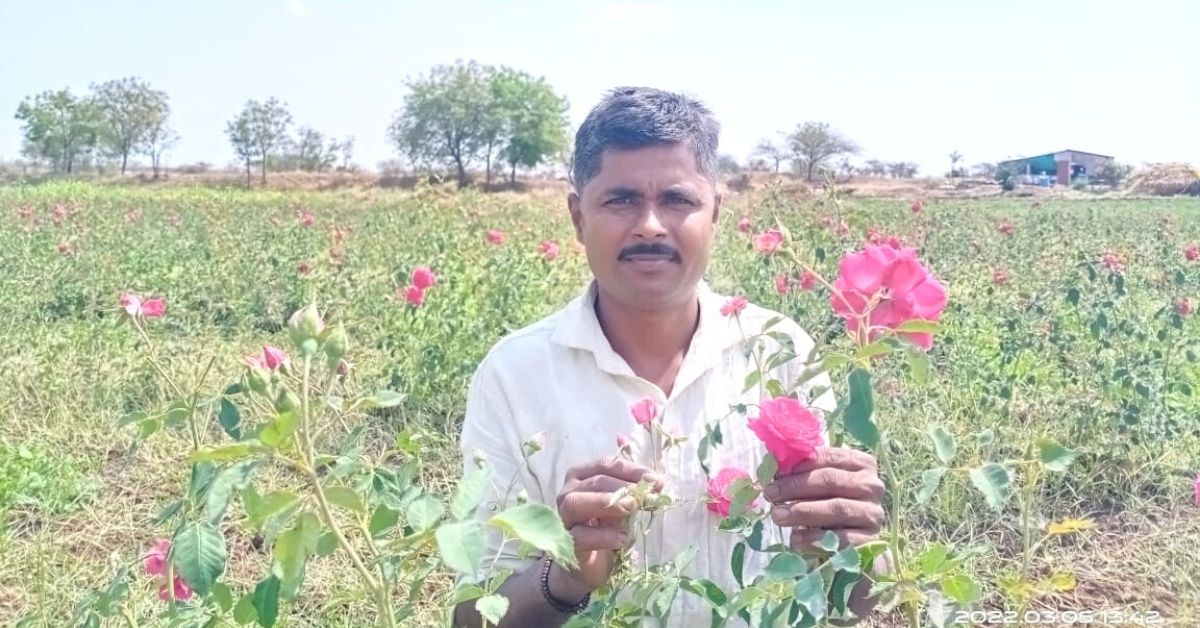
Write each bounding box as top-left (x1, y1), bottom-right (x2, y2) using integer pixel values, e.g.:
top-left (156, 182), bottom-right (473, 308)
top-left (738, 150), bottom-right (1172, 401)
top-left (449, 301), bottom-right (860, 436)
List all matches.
top-left (298, 353), bottom-right (395, 628)
top-left (877, 440), bottom-right (918, 628)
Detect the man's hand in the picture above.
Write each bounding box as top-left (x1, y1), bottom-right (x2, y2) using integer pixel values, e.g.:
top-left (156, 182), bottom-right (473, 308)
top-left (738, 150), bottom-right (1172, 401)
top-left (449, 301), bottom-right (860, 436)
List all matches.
top-left (552, 458), bottom-right (663, 599)
top-left (762, 447), bottom-right (885, 551)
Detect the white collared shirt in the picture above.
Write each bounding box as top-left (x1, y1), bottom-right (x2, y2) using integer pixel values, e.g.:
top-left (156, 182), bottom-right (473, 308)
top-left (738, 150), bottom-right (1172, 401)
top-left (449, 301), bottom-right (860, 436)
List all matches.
top-left (459, 280), bottom-right (835, 626)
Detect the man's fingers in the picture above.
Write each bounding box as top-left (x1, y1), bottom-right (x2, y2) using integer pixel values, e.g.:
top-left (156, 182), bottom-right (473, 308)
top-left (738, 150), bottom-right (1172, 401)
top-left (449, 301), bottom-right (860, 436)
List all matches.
top-left (785, 447), bottom-right (877, 475)
top-left (558, 491), bottom-right (637, 527)
top-left (569, 523), bottom-right (630, 552)
top-left (790, 527), bottom-right (878, 551)
top-left (763, 468), bottom-right (885, 503)
top-left (770, 498), bottom-right (885, 530)
top-left (565, 458), bottom-right (665, 488)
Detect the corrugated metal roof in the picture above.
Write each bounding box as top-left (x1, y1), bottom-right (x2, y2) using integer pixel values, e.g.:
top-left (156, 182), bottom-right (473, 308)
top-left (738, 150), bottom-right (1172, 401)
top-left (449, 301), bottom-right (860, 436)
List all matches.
top-left (999, 149), bottom-right (1113, 166)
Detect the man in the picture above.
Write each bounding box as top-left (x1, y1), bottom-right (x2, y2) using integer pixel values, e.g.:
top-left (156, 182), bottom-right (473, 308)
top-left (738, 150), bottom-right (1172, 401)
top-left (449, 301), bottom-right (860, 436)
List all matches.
top-left (454, 87), bottom-right (884, 627)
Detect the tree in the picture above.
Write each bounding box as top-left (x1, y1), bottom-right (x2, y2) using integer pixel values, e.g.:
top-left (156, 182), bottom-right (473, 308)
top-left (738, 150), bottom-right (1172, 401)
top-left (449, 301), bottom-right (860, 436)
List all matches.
top-left (14, 89), bottom-right (103, 174)
top-left (143, 115), bottom-right (178, 179)
top-left (290, 126), bottom-right (340, 172)
top-left (786, 122), bottom-right (859, 181)
top-left (837, 157), bottom-right (856, 178)
top-left (226, 98), bottom-right (293, 186)
top-left (751, 139), bottom-right (788, 174)
top-left (971, 162), bottom-right (997, 179)
top-left (887, 161), bottom-right (919, 178)
top-left (338, 136), bottom-right (355, 171)
top-left (864, 159), bottom-right (887, 177)
top-left (1091, 161), bottom-right (1133, 187)
top-left (948, 150), bottom-right (963, 178)
top-left (496, 71), bottom-right (568, 187)
top-left (389, 61), bottom-right (493, 188)
top-left (717, 154), bottom-right (742, 175)
top-left (92, 77), bottom-right (169, 175)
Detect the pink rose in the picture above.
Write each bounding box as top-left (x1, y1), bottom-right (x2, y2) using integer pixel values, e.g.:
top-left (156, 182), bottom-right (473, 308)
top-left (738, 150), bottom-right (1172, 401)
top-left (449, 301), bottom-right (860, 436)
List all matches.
top-left (775, 274), bottom-right (790, 295)
top-left (487, 229), bottom-right (505, 245)
top-left (993, 269), bottom-right (1009, 286)
top-left (911, 199), bottom-right (924, 213)
top-left (830, 244), bottom-right (947, 350)
top-left (998, 223), bottom-right (1013, 235)
top-left (144, 539), bottom-right (171, 576)
top-left (616, 434), bottom-right (631, 451)
top-left (297, 261), bottom-right (312, 275)
top-left (262, 345), bottom-right (289, 370)
top-left (747, 397), bottom-right (824, 474)
top-left (120, 293), bottom-right (166, 318)
top-left (630, 398), bottom-right (658, 426)
top-left (299, 211), bottom-right (316, 227)
top-left (752, 229), bottom-right (784, 254)
top-left (1100, 252), bottom-right (1125, 274)
top-left (1186, 245), bottom-right (1199, 262)
top-left (799, 271), bottom-right (817, 291)
top-left (706, 468), bottom-right (757, 517)
top-left (405, 285), bottom-right (425, 307)
top-left (540, 240), bottom-right (560, 261)
top-left (737, 216), bottom-right (752, 233)
top-left (411, 266), bottom-right (436, 290)
top-left (1175, 298), bottom-right (1193, 317)
top-left (158, 576), bottom-right (193, 602)
top-left (721, 295), bottom-right (748, 317)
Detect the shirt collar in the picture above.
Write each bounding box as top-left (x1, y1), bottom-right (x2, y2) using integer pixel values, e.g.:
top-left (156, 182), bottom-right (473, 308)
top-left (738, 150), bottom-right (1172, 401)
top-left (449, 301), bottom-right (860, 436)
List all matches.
top-left (550, 279), bottom-right (745, 376)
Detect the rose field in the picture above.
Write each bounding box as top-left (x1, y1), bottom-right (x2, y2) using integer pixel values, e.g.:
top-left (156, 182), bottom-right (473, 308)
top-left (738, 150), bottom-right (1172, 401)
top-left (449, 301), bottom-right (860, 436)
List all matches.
top-left (1, 180), bottom-right (1198, 627)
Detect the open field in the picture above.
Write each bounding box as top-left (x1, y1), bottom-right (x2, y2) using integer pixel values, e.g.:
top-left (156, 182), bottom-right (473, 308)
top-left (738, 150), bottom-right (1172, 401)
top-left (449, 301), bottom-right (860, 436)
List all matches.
top-left (1, 182), bottom-right (1198, 626)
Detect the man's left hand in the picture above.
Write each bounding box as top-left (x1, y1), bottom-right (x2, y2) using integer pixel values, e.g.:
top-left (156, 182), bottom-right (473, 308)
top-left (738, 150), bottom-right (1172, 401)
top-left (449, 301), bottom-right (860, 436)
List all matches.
top-left (762, 447), bottom-right (886, 550)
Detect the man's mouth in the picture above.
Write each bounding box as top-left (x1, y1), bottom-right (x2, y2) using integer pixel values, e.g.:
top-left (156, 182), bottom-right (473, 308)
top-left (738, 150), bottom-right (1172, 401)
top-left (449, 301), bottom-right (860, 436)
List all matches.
top-left (618, 244), bottom-right (681, 263)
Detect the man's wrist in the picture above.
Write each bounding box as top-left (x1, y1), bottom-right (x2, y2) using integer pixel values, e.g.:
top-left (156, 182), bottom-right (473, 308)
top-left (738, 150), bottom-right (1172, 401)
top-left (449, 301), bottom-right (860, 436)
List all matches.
top-left (546, 559), bottom-right (593, 604)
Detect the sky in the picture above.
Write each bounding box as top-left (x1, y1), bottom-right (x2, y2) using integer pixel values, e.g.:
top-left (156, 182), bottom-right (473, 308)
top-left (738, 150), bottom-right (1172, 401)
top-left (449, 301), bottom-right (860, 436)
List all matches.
top-left (1, 0), bottom-right (1197, 175)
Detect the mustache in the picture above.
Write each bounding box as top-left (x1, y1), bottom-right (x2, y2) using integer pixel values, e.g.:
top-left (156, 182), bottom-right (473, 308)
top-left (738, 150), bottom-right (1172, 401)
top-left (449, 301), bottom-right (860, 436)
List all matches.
top-left (619, 242), bottom-right (681, 261)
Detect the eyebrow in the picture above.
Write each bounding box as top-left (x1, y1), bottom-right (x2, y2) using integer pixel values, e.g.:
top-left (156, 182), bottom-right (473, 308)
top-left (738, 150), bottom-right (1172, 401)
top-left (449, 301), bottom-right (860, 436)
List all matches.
top-left (598, 186), bottom-right (699, 199)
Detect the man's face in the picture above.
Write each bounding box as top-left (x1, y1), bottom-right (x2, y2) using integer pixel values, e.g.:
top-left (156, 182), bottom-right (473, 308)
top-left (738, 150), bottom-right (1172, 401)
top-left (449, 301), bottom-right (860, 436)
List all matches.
top-left (569, 143), bottom-right (721, 311)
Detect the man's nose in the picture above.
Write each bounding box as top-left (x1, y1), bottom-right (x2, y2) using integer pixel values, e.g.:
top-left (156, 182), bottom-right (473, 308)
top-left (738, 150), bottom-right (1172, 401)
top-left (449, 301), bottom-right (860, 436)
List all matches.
top-left (632, 205), bottom-right (668, 239)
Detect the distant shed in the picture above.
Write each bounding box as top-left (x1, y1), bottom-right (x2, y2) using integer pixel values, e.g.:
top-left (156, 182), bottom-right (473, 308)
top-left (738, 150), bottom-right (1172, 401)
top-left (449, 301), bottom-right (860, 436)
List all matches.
top-left (998, 149), bottom-right (1113, 186)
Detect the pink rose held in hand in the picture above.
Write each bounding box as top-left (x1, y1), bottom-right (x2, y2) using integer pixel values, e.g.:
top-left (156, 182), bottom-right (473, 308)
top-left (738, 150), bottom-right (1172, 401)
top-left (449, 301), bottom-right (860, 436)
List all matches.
top-left (630, 398), bottom-right (659, 426)
top-left (831, 244), bottom-right (947, 350)
top-left (747, 397), bottom-right (824, 474)
top-left (707, 468), bottom-right (758, 517)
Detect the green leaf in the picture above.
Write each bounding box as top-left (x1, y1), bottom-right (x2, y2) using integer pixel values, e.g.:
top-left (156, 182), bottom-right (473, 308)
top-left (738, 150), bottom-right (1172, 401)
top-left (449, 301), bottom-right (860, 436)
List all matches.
top-left (743, 370), bottom-right (762, 393)
top-left (405, 494), bottom-right (444, 532)
top-left (894, 320), bottom-right (941, 333)
top-left (191, 441), bottom-right (266, 463)
top-left (259, 411), bottom-right (299, 448)
top-left (369, 505), bottom-right (399, 538)
top-left (233, 594), bottom-right (257, 625)
top-left (814, 529), bottom-right (840, 553)
top-left (1036, 438), bottom-right (1074, 472)
top-left (975, 429), bottom-right (995, 447)
top-left (251, 575), bottom-right (280, 627)
top-left (765, 378), bottom-right (785, 399)
top-left (212, 583), bottom-right (234, 611)
top-left (171, 521), bottom-right (227, 596)
top-left (731, 542), bottom-right (746, 588)
top-left (907, 350), bottom-right (930, 385)
top-left (451, 582), bottom-right (486, 604)
top-left (969, 463), bottom-right (1011, 511)
top-left (436, 520), bottom-right (486, 577)
top-left (728, 478), bottom-right (760, 518)
top-left (204, 460), bottom-right (260, 525)
top-left (1066, 287), bottom-right (1080, 305)
top-left (272, 513), bottom-right (320, 600)
top-left (352, 390), bottom-right (406, 410)
top-left (244, 490), bottom-right (299, 532)
top-left (793, 570), bottom-right (827, 622)
top-left (163, 402), bottom-right (190, 428)
top-left (488, 503), bottom-right (576, 568)
top-left (856, 341), bottom-right (892, 359)
top-left (755, 453), bottom-right (778, 485)
top-left (476, 594), bottom-right (510, 625)
top-left (927, 425), bottom-right (956, 466)
top-left (451, 467), bottom-right (491, 521)
top-left (916, 468), bottom-right (947, 504)
top-left (681, 577), bottom-right (728, 609)
top-left (323, 485), bottom-right (364, 514)
top-left (918, 543), bottom-right (950, 575)
top-left (765, 552), bottom-right (806, 580)
top-left (942, 574), bottom-right (981, 605)
top-left (314, 532), bottom-right (337, 557)
top-left (118, 410), bottom-right (148, 427)
top-left (822, 354), bottom-right (851, 372)
top-left (218, 399), bottom-right (242, 440)
top-left (844, 369), bottom-right (879, 448)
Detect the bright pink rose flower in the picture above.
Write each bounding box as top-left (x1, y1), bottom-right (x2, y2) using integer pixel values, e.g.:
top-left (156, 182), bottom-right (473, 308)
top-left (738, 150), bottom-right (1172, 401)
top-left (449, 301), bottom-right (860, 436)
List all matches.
top-left (830, 245), bottom-right (947, 350)
top-left (411, 266), bottom-right (436, 290)
top-left (747, 397), bottom-right (824, 474)
top-left (630, 398), bottom-right (658, 426)
top-left (706, 468), bottom-right (757, 517)
top-left (158, 576), bottom-right (193, 602)
top-left (120, 293), bottom-right (166, 318)
top-left (799, 271), bottom-right (817, 291)
top-left (752, 229), bottom-right (784, 254)
top-left (487, 230), bottom-right (505, 245)
top-left (540, 240), bottom-right (560, 261)
top-left (1186, 245), bottom-right (1199, 262)
top-left (405, 285), bottom-right (425, 306)
top-left (721, 295), bottom-right (748, 317)
top-left (1175, 298), bottom-right (1193, 317)
top-left (775, 274), bottom-right (790, 295)
top-left (144, 539), bottom-right (171, 576)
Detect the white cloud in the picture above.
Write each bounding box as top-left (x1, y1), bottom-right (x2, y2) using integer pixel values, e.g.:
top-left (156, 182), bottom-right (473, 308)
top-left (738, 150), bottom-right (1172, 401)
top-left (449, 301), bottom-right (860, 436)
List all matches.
top-left (284, 0), bottom-right (313, 21)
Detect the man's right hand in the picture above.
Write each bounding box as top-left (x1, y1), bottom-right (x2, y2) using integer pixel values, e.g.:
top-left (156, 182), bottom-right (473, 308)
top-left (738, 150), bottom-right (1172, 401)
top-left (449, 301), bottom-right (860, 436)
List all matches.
top-left (550, 458), bottom-right (664, 599)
